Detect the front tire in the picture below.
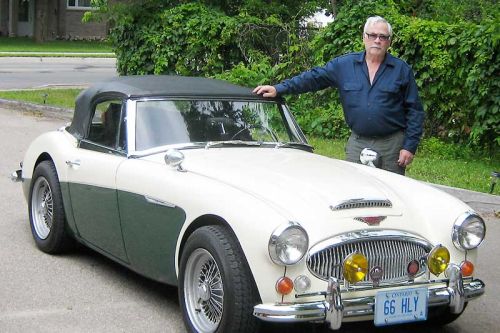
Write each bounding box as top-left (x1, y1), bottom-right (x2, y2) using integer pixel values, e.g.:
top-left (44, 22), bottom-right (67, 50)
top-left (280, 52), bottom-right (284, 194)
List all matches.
top-left (179, 225), bottom-right (260, 333)
top-left (29, 160), bottom-right (72, 253)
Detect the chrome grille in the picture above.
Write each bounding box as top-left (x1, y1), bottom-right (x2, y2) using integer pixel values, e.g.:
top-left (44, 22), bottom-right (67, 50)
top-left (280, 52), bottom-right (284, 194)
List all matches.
top-left (307, 231), bottom-right (432, 283)
top-left (330, 199), bottom-right (392, 211)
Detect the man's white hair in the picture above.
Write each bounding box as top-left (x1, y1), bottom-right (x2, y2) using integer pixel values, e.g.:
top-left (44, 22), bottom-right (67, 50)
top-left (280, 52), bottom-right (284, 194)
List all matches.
top-left (364, 16), bottom-right (392, 37)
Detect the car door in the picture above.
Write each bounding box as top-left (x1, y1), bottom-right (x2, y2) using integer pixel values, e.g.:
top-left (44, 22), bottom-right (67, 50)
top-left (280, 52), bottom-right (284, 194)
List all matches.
top-left (67, 99), bottom-right (128, 261)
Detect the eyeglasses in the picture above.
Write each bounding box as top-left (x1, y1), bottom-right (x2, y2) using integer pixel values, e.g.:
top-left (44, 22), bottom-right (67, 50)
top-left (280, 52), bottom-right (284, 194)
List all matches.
top-left (365, 33), bottom-right (391, 41)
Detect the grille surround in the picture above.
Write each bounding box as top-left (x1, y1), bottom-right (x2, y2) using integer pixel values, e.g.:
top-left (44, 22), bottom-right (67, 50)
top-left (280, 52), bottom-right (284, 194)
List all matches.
top-left (306, 230), bottom-right (432, 283)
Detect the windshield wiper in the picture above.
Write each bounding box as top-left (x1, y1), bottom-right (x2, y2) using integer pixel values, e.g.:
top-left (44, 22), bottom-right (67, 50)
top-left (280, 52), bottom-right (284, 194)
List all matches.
top-left (205, 140), bottom-right (262, 149)
top-left (274, 142), bottom-right (314, 152)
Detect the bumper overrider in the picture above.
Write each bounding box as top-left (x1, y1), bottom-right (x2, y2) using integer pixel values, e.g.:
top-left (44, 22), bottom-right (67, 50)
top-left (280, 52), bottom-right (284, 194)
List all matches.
top-left (253, 265), bottom-right (485, 330)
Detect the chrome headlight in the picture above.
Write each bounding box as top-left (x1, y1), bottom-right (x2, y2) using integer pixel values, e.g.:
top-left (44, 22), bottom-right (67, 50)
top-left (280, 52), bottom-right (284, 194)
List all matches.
top-left (269, 222), bottom-right (308, 265)
top-left (452, 212), bottom-right (486, 250)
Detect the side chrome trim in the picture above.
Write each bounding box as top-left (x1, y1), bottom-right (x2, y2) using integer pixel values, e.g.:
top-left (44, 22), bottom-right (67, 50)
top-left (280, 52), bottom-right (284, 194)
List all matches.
top-left (253, 277), bottom-right (485, 328)
top-left (144, 195), bottom-right (176, 208)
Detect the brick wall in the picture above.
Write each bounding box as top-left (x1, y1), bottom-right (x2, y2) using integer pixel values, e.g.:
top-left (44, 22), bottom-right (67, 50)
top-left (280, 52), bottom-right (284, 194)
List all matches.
top-left (64, 9), bottom-right (107, 40)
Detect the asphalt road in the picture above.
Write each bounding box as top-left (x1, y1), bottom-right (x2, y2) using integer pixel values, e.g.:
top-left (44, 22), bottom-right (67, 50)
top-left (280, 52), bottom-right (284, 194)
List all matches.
top-left (0, 109), bottom-right (499, 333)
top-left (0, 57), bottom-right (117, 90)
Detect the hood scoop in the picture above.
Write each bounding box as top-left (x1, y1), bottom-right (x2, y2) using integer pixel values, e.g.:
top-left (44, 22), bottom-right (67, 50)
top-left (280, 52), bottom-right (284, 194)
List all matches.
top-left (330, 198), bottom-right (393, 211)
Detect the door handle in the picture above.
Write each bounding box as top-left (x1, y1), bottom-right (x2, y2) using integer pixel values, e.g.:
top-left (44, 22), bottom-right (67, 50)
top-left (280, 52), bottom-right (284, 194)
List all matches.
top-left (66, 159), bottom-right (81, 167)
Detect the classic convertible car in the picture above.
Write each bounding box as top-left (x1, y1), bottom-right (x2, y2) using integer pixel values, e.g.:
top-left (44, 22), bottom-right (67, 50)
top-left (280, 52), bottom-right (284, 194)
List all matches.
top-left (13, 75), bottom-right (485, 332)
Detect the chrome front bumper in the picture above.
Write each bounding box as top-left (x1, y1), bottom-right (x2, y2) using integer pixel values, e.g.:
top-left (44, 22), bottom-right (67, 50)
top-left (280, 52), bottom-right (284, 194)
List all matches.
top-left (253, 265), bottom-right (485, 330)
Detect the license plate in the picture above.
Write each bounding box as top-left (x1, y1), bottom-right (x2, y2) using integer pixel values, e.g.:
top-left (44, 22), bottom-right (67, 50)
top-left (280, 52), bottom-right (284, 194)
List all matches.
top-left (374, 287), bottom-right (428, 326)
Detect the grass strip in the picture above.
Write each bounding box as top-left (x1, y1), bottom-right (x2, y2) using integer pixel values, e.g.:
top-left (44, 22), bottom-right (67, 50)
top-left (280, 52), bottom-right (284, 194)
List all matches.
top-left (0, 37), bottom-right (112, 53)
top-left (0, 88), bottom-right (82, 109)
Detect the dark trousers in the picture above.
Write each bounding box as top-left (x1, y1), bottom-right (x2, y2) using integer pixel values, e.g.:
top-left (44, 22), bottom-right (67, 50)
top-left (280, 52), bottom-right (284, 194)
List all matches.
top-left (346, 131), bottom-right (406, 175)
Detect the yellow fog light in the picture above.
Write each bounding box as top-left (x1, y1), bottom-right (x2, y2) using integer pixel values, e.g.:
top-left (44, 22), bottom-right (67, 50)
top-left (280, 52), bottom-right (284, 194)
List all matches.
top-left (428, 245), bottom-right (450, 276)
top-left (343, 252), bottom-right (368, 283)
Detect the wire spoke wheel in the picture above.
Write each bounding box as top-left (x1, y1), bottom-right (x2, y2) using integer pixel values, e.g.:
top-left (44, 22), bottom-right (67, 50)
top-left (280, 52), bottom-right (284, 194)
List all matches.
top-left (31, 177), bottom-right (53, 239)
top-left (28, 160), bottom-right (73, 254)
top-left (184, 248), bottom-right (224, 333)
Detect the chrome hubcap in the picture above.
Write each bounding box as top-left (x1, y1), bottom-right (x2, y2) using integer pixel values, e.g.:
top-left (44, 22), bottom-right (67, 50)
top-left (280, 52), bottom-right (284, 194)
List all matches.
top-left (31, 177), bottom-right (53, 239)
top-left (184, 248), bottom-right (224, 333)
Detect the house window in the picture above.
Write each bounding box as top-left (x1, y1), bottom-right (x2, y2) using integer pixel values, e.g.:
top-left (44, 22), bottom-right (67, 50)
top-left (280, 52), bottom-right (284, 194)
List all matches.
top-left (67, 0), bottom-right (92, 9)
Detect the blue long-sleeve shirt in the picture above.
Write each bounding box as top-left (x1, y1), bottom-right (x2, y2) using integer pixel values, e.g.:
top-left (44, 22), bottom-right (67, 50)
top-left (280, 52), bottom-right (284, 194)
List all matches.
top-left (275, 52), bottom-right (424, 153)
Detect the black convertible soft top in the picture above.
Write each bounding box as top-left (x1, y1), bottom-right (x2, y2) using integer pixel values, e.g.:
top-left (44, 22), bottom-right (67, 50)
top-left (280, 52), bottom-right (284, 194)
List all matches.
top-left (67, 75), bottom-right (274, 139)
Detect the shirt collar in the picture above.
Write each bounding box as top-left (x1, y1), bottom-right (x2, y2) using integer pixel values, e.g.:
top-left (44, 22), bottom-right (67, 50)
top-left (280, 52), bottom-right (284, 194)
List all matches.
top-left (356, 51), bottom-right (396, 67)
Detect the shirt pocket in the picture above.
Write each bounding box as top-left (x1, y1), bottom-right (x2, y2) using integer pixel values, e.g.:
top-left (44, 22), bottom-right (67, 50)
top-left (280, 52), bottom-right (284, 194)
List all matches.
top-left (341, 82), bottom-right (362, 107)
top-left (380, 81), bottom-right (402, 94)
top-left (342, 82), bottom-right (362, 91)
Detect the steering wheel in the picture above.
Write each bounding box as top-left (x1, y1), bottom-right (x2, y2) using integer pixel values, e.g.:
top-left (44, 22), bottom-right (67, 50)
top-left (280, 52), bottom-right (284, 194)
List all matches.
top-left (230, 125), bottom-right (278, 141)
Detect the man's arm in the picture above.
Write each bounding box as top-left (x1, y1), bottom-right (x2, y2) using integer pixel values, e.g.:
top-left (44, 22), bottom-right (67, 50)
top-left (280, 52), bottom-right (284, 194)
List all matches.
top-left (254, 59), bottom-right (338, 97)
top-left (402, 69), bottom-right (425, 156)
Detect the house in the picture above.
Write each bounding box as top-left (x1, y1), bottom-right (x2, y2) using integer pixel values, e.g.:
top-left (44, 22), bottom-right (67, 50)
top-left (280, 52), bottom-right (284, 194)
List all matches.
top-left (0, 0), bottom-right (108, 40)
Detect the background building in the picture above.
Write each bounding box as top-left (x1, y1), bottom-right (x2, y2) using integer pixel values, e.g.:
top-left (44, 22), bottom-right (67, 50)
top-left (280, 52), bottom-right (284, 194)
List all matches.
top-left (0, 0), bottom-right (108, 41)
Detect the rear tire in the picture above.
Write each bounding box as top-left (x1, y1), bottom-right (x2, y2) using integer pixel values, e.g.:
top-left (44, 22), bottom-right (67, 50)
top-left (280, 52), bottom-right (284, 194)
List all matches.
top-left (28, 160), bottom-right (72, 253)
top-left (179, 225), bottom-right (260, 333)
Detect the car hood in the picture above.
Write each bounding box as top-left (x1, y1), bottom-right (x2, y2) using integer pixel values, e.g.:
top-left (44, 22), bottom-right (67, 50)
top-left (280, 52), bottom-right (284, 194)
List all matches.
top-left (145, 148), bottom-right (411, 220)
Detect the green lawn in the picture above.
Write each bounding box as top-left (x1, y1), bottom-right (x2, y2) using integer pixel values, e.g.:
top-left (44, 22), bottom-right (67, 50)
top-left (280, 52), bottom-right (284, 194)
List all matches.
top-left (0, 37), bottom-right (113, 56)
top-left (0, 88), bottom-right (81, 109)
top-left (1, 88), bottom-right (498, 194)
top-left (308, 137), bottom-right (499, 194)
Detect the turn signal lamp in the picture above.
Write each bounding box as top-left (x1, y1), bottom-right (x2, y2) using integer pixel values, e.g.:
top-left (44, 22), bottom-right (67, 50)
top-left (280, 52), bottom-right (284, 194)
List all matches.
top-left (407, 259), bottom-right (420, 277)
top-left (276, 276), bottom-right (294, 295)
top-left (460, 260), bottom-right (474, 277)
top-left (427, 245), bottom-right (450, 276)
top-left (343, 252), bottom-right (368, 283)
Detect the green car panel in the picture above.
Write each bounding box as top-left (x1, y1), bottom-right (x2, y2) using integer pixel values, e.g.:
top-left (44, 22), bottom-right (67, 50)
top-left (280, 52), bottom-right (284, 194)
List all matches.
top-left (118, 190), bottom-right (186, 285)
top-left (69, 183), bottom-right (128, 261)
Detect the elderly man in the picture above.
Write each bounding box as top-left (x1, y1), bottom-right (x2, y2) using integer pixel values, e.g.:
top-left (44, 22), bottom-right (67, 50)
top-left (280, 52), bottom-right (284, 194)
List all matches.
top-left (254, 16), bottom-right (424, 175)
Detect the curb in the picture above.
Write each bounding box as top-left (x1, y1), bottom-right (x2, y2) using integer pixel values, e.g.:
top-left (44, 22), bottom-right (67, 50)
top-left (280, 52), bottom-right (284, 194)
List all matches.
top-left (0, 98), bottom-right (73, 120)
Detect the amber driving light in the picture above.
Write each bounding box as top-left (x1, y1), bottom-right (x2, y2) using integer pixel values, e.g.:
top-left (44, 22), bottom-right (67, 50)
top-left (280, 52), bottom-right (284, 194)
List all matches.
top-left (343, 252), bottom-right (368, 283)
top-left (427, 245), bottom-right (450, 276)
top-left (460, 260), bottom-right (474, 277)
top-left (276, 276), bottom-right (294, 295)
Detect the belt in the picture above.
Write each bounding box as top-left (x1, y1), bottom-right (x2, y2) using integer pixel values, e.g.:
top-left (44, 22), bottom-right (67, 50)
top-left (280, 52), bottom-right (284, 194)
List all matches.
top-left (352, 130), bottom-right (403, 140)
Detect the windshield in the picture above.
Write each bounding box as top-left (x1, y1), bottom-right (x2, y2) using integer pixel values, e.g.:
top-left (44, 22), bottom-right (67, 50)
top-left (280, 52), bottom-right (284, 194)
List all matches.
top-left (135, 99), bottom-right (305, 151)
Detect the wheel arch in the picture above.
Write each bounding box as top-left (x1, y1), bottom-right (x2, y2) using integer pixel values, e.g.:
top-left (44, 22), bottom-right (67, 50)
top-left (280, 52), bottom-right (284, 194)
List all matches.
top-left (177, 214), bottom-right (262, 302)
top-left (34, 152), bottom-right (54, 168)
top-left (178, 214), bottom-right (235, 269)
